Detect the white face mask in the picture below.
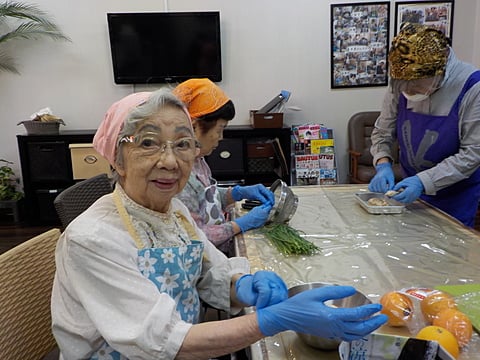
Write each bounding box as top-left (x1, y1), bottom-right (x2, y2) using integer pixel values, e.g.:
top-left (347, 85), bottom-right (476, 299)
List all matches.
top-left (402, 91), bottom-right (429, 102)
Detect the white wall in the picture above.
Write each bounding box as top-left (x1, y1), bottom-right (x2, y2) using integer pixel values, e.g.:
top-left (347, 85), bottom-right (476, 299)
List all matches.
top-left (1, 0), bottom-right (479, 185)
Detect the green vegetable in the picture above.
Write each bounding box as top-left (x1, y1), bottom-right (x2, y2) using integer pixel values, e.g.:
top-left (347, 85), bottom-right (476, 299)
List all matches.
top-left (262, 223), bottom-right (319, 256)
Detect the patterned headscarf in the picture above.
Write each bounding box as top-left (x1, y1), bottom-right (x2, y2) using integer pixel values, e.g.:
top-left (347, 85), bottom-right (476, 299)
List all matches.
top-left (173, 78), bottom-right (230, 119)
top-left (389, 23), bottom-right (449, 80)
top-left (93, 92), bottom-right (151, 166)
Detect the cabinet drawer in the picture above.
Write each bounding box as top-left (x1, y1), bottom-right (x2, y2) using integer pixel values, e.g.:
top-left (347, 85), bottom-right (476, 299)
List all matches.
top-left (35, 188), bottom-right (64, 223)
top-left (69, 144), bottom-right (111, 180)
top-left (247, 142), bottom-right (274, 158)
top-left (205, 138), bottom-right (244, 175)
top-left (27, 141), bottom-right (70, 182)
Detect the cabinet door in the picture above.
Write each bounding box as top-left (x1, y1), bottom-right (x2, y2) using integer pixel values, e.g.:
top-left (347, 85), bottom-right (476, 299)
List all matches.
top-left (205, 138), bottom-right (244, 177)
top-left (27, 141), bottom-right (70, 182)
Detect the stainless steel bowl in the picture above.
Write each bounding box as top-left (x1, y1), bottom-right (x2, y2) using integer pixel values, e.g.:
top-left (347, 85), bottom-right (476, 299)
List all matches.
top-left (268, 179), bottom-right (298, 223)
top-left (287, 282), bottom-right (372, 350)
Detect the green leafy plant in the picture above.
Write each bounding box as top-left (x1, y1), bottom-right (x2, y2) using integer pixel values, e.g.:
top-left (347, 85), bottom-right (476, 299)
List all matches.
top-left (0, 159), bottom-right (23, 201)
top-left (0, 1), bottom-right (71, 74)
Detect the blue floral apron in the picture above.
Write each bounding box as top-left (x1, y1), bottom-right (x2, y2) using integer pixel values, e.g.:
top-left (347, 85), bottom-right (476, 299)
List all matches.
top-left (397, 71), bottom-right (480, 226)
top-left (90, 190), bottom-right (204, 359)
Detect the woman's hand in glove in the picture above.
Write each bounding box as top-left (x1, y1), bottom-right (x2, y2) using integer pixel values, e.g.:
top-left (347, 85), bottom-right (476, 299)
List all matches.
top-left (235, 271), bottom-right (288, 309)
top-left (234, 204), bottom-right (272, 233)
top-left (392, 175), bottom-right (424, 203)
top-left (368, 162), bottom-right (395, 193)
top-left (232, 184), bottom-right (275, 206)
top-left (256, 285), bottom-right (387, 341)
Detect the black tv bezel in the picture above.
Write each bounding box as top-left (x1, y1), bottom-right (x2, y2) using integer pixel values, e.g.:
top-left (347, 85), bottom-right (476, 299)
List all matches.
top-left (107, 11), bottom-right (222, 84)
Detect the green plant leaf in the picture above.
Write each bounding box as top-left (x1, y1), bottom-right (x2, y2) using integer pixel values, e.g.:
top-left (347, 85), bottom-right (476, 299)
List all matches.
top-left (0, 1), bottom-right (71, 74)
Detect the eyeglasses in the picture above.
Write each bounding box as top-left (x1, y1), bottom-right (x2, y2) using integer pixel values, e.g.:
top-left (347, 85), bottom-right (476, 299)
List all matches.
top-left (120, 132), bottom-right (199, 161)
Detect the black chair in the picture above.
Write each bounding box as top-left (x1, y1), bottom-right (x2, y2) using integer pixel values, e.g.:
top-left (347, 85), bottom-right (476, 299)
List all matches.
top-left (348, 111), bottom-right (403, 184)
top-left (54, 173), bottom-right (113, 228)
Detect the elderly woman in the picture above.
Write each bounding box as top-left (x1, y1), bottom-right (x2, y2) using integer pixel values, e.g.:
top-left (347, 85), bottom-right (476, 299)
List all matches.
top-left (51, 89), bottom-right (386, 359)
top-left (174, 78), bottom-right (274, 253)
top-left (369, 23), bottom-right (480, 227)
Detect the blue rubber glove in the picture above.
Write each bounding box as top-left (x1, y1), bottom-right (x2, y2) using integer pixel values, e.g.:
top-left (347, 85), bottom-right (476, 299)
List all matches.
top-left (232, 184), bottom-right (275, 206)
top-left (392, 175), bottom-right (424, 204)
top-left (235, 271), bottom-right (288, 309)
top-left (235, 204), bottom-right (272, 233)
top-left (368, 162), bottom-right (395, 193)
top-left (256, 286), bottom-right (388, 341)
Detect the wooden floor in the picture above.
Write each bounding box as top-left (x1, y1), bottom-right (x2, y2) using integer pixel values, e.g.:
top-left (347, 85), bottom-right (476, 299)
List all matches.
top-left (0, 222), bottom-right (57, 254)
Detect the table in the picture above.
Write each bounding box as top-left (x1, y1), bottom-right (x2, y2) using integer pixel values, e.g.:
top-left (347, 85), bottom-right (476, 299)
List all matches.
top-left (234, 185), bottom-right (480, 360)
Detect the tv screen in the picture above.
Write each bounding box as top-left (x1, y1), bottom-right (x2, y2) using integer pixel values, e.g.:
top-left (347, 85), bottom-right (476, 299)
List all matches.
top-left (107, 11), bottom-right (222, 84)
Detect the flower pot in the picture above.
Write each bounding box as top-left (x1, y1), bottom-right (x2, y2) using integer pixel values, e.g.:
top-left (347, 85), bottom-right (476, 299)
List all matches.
top-left (0, 199), bottom-right (24, 223)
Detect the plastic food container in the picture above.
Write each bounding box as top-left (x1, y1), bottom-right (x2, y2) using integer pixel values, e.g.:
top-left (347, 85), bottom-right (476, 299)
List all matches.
top-left (355, 192), bottom-right (405, 214)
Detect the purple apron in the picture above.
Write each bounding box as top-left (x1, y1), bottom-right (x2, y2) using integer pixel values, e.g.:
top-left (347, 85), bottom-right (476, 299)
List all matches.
top-left (397, 71), bottom-right (480, 227)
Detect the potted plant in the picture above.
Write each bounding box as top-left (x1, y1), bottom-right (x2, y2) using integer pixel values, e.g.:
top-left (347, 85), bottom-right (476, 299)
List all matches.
top-left (0, 159), bottom-right (24, 223)
top-left (0, 1), bottom-right (70, 74)
top-left (0, 159), bottom-right (23, 201)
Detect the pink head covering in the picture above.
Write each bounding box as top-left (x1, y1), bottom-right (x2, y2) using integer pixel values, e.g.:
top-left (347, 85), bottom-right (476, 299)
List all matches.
top-left (93, 92), bottom-right (151, 166)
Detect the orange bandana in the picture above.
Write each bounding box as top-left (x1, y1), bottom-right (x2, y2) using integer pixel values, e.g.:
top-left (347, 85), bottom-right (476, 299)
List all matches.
top-left (173, 78), bottom-right (229, 119)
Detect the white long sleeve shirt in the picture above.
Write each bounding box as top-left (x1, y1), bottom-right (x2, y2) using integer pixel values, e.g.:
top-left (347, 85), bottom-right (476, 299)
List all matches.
top-left (51, 192), bottom-right (249, 359)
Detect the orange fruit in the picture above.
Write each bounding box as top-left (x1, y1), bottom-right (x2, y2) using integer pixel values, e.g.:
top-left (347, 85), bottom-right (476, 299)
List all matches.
top-left (416, 325), bottom-right (459, 359)
top-left (433, 308), bottom-right (473, 347)
top-left (380, 291), bottom-right (414, 327)
top-left (420, 291), bottom-right (457, 323)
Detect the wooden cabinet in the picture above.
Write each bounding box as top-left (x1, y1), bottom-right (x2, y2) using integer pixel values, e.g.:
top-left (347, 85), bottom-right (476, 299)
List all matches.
top-left (17, 130), bottom-right (97, 225)
top-left (204, 125), bottom-right (291, 186)
top-left (17, 126), bottom-right (291, 225)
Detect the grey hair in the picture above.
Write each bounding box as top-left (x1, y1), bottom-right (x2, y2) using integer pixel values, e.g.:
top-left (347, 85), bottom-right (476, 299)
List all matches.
top-left (113, 88), bottom-right (190, 176)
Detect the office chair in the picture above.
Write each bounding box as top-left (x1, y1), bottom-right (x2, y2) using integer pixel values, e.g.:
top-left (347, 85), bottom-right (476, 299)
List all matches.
top-left (54, 173), bottom-right (113, 228)
top-left (348, 111), bottom-right (403, 184)
top-left (0, 228), bottom-right (62, 360)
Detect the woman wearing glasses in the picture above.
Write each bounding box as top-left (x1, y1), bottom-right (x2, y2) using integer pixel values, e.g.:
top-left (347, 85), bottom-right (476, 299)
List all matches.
top-left (51, 89), bottom-right (386, 359)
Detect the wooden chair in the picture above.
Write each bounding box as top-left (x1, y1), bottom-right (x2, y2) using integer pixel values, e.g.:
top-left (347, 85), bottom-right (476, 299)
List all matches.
top-left (54, 173), bottom-right (113, 228)
top-left (0, 228), bottom-right (62, 360)
top-left (348, 111), bottom-right (403, 184)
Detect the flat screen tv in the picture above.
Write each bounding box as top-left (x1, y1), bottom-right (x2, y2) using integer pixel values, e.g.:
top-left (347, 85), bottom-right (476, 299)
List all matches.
top-left (107, 11), bottom-right (222, 84)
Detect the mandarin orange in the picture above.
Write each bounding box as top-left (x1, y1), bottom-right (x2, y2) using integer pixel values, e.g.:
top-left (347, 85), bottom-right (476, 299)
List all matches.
top-left (433, 308), bottom-right (473, 347)
top-left (416, 325), bottom-right (459, 359)
top-left (380, 291), bottom-right (414, 327)
top-left (420, 291), bottom-right (457, 323)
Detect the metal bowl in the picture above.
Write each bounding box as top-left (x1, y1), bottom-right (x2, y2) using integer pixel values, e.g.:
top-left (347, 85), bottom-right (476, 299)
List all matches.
top-left (268, 179), bottom-right (298, 223)
top-left (287, 282), bottom-right (372, 350)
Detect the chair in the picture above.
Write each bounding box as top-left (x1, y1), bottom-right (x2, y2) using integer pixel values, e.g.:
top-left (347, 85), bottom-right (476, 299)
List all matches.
top-left (0, 228), bottom-right (62, 360)
top-left (54, 173), bottom-right (113, 228)
top-left (348, 111), bottom-right (402, 184)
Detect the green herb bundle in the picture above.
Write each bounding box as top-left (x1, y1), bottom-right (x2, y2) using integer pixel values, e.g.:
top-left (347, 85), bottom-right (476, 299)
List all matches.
top-left (262, 223), bottom-right (319, 256)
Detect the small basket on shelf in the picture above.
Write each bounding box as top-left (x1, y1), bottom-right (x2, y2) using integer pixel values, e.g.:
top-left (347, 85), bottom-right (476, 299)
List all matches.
top-left (17, 114), bottom-right (65, 135)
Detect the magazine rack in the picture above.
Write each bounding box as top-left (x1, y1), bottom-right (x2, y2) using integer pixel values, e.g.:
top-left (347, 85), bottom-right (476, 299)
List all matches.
top-left (291, 124), bottom-right (338, 186)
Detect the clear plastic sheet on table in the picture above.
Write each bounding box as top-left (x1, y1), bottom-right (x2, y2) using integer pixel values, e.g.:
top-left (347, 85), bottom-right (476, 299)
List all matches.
top-left (236, 185), bottom-right (480, 360)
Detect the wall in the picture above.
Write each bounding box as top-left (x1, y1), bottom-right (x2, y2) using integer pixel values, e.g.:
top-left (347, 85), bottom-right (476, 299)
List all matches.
top-left (1, 0), bottom-right (479, 185)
